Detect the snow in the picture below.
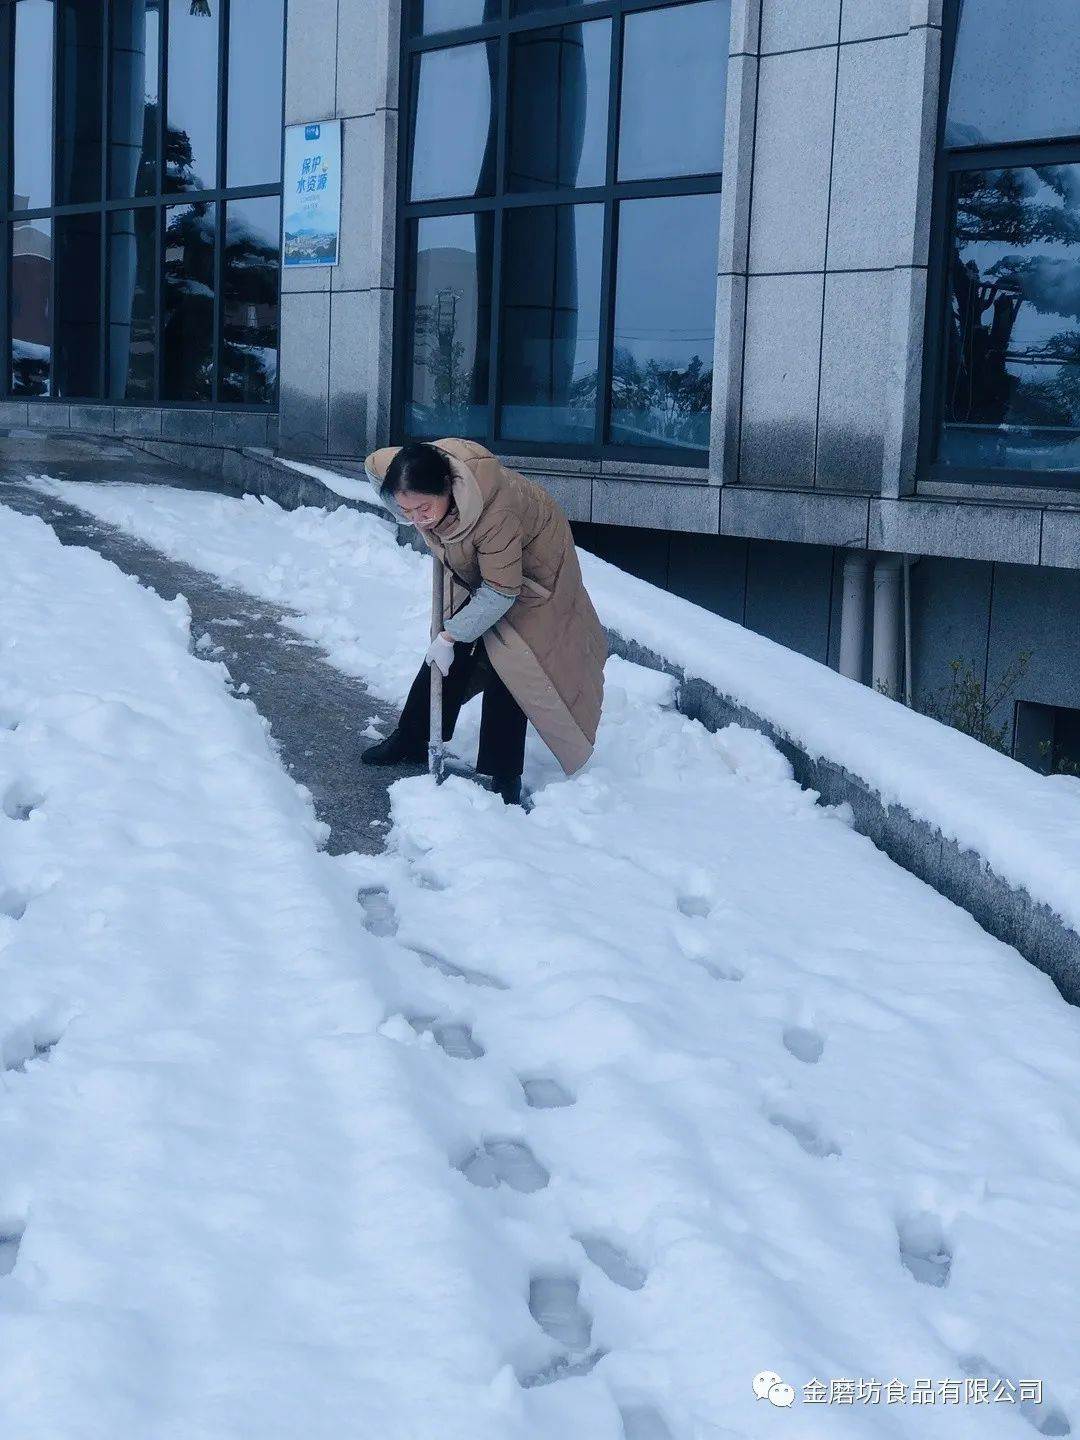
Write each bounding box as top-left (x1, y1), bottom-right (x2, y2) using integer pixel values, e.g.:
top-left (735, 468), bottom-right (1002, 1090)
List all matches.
top-left (36, 469), bottom-right (1080, 939)
top-left (12, 476), bottom-right (1080, 1436)
top-left (578, 552), bottom-right (1080, 940)
top-left (0, 505), bottom-right (610, 1439)
top-left (277, 457), bottom-right (383, 506)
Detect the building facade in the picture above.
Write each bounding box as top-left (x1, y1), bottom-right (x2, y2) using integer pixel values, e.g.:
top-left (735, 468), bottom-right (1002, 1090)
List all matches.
top-left (2, 0), bottom-right (1079, 769)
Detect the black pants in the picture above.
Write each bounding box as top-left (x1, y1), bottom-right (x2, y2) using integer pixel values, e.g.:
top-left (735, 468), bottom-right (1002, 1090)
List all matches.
top-left (397, 639), bottom-right (528, 780)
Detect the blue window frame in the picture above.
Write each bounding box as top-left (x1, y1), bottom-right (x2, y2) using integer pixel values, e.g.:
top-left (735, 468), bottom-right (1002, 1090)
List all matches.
top-left (926, 0), bottom-right (1080, 488)
top-left (1, 0), bottom-right (284, 408)
top-left (395, 0), bottom-right (730, 462)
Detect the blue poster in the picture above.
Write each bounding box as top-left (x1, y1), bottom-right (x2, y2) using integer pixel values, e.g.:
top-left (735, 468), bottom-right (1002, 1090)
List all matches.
top-left (283, 120), bottom-right (342, 267)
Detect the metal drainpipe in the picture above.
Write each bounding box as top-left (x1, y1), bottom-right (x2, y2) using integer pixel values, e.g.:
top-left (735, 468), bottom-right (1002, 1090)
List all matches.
top-left (872, 554), bottom-right (904, 699)
top-left (839, 551), bottom-right (870, 682)
top-left (903, 554), bottom-right (914, 707)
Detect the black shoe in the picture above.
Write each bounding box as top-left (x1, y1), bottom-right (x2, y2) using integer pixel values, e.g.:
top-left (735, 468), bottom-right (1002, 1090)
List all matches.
top-left (361, 729), bottom-right (426, 766)
top-left (490, 774), bottom-right (523, 806)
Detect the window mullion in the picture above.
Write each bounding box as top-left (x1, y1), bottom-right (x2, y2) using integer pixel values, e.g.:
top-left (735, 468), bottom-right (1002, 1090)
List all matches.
top-left (98, 0), bottom-right (110, 399)
top-left (594, 7), bottom-right (623, 446)
top-left (212, 0), bottom-right (228, 404)
top-left (155, 0), bottom-right (167, 403)
top-left (486, 29), bottom-right (509, 444)
top-left (0, 3), bottom-right (12, 396)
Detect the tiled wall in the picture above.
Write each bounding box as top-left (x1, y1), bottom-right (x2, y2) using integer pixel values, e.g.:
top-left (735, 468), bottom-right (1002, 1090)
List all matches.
top-left (278, 0), bottom-right (399, 457)
top-left (712, 0), bottom-right (942, 497)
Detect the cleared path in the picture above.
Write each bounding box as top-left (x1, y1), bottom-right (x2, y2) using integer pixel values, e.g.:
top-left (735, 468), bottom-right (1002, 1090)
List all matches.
top-left (0, 433), bottom-right (418, 854)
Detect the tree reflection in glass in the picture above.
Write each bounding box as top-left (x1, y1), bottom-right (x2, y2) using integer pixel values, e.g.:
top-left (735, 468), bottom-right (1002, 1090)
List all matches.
top-left (163, 202), bottom-right (216, 401)
top-left (165, 0), bottom-right (219, 192)
top-left (221, 197), bottom-right (281, 405)
top-left (10, 220), bottom-right (52, 396)
top-left (610, 193), bottom-right (721, 450)
top-left (942, 164), bottom-right (1080, 471)
top-left (499, 205), bottom-right (602, 443)
top-left (407, 213), bottom-right (493, 437)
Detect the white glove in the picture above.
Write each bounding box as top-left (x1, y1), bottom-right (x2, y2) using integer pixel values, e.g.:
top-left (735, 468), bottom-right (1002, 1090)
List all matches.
top-left (425, 633), bottom-right (455, 677)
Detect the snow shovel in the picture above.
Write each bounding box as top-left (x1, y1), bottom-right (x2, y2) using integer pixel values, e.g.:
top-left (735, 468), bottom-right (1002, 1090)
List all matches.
top-left (429, 552), bottom-right (447, 782)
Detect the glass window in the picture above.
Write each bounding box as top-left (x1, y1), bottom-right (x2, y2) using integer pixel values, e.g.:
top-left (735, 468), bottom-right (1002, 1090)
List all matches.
top-left (109, 0), bottom-right (161, 199)
top-left (10, 219), bottom-right (53, 396)
top-left (618, 0), bottom-right (729, 181)
top-left (413, 0), bottom-right (499, 36)
top-left (13, 0), bottom-right (55, 211)
top-left (409, 42), bottom-right (498, 201)
top-left (54, 213), bottom-right (103, 397)
top-left (165, 0), bottom-right (219, 192)
top-left (399, 0), bottom-right (726, 456)
top-left (227, 0), bottom-right (285, 187)
top-left (938, 164), bottom-right (1080, 475)
top-left (610, 192), bottom-right (721, 450)
top-left (499, 204), bottom-right (603, 443)
top-left (162, 201), bottom-right (216, 400)
top-left (220, 196), bottom-right (281, 405)
top-left (406, 212), bottom-right (494, 437)
top-left (108, 207), bottom-right (158, 401)
top-left (947, 0), bottom-right (1080, 148)
top-left (507, 22), bottom-right (610, 192)
top-left (55, 0), bottom-right (105, 205)
top-left (4, 0), bottom-right (283, 410)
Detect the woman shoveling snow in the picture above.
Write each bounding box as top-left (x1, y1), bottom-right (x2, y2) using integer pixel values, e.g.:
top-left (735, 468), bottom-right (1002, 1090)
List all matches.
top-left (361, 438), bottom-right (607, 807)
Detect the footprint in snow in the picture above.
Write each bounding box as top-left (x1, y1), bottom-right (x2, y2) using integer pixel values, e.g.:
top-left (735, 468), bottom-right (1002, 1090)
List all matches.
top-left (521, 1077), bottom-right (575, 1109)
top-left (958, 1354), bottom-right (1070, 1435)
top-left (575, 1233), bottom-right (647, 1290)
top-left (405, 944), bottom-right (507, 990)
top-left (697, 956), bottom-right (744, 983)
top-left (2, 783), bottom-right (43, 822)
top-left (782, 1025), bottom-right (825, 1064)
top-left (357, 886), bottom-right (398, 938)
top-left (458, 1138), bottom-right (549, 1192)
top-left (0, 1226), bottom-right (24, 1278)
top-left (411, 871), bottom-right (446, 891)
top-left (897, 1211), bottom-right (952, 1288)
top-left (676, 894), bottom-right (711, 919)
top-left (768, 1110), bottom-right (841, 1158)
top-left (2, 1021), bottom-right (62, 1073)
top-left (407, 1015), bottom-right (484, 1059)
top-left (620, 1406), bottom-right (674, 1440)
top-left (519, 1276), bottom-right (605, 1388)
top-left (0, 888), bottom-right (29, 921)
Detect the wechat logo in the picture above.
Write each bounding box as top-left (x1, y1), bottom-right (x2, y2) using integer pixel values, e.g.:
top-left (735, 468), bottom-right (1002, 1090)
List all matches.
top-left (753, 1371), bottom-right (796, 1408)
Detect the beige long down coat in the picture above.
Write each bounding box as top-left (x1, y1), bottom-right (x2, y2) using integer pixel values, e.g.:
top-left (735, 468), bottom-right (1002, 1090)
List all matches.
top-left (364, 438), bottom-right (607, 775)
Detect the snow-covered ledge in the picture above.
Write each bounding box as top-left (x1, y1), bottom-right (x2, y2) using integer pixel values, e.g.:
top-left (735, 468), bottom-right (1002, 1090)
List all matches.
top-left (254, 457), bottom-right (1080, 1006)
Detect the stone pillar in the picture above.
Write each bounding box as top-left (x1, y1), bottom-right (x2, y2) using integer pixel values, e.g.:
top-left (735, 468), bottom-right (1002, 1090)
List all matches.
top-left (839, 550), bottom-right (869, 682)
top-left (709, 0), bottom-right (759, 486)
top-left (872, 554), bottom-right (903, 698)
top-left (279, 0), bottom-right (400, 457)
top-left (712, 0), bottom-right (943, 496)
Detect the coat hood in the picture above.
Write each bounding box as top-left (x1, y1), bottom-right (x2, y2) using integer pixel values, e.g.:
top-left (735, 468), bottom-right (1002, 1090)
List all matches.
top-left (362, 440), bottom-right (487, 542)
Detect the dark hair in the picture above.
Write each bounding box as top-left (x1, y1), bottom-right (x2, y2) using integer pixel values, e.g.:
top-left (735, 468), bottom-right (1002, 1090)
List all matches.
top-left (381, 442), bottom-right (452, 499)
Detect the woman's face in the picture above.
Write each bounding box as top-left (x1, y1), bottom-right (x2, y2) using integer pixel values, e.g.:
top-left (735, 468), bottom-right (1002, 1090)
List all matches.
top-left (396, 487), bottom-right (451, 531)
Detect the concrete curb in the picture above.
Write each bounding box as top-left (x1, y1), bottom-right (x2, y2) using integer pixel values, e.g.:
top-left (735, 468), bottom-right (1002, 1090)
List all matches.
top-left (137, 444), bottom-right (1080, 1007)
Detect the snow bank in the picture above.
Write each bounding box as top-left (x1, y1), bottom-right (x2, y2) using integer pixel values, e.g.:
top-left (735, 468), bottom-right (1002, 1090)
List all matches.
top-left (32, 467), bottom-right (1080, 945)
top-left (278, 457), bottom-right (383, 506)
top-left (0, 504), bottom-right (612, 1440)
top-left (576, 550), bottom-right (1080, 938)
top-left (17, 479), bottom-right (1080, 1437)
top-left (114, 453), bottom-right (1080, 941)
